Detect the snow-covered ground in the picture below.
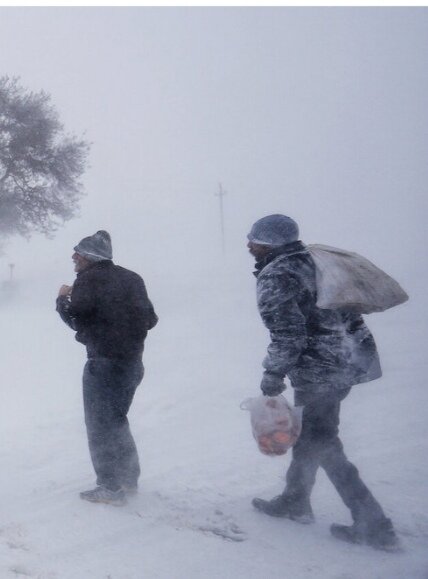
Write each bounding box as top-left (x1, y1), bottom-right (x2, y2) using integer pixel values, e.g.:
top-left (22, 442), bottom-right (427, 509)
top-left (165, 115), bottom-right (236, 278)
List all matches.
top-left (0, 263), bottom-right (427, 579)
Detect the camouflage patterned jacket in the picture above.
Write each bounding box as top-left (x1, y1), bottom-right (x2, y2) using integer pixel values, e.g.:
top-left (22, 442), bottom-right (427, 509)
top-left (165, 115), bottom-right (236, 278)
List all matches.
top-left (255, 241), bottom-right (382, 392)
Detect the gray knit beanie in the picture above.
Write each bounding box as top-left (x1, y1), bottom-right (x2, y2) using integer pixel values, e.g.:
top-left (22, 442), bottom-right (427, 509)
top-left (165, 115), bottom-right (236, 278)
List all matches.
top-left (247, 214), bottom-right (299, 247)
top-left (74, 230), bottom-right (113, 262)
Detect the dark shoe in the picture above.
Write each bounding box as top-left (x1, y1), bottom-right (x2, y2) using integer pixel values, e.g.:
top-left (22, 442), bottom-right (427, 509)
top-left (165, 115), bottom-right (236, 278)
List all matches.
top-left (80, 486), bottom-right (126, 506)
top-left (330, 518), bottom-right (401, 552)
top-left (252, 495), bottom-right (314, 524)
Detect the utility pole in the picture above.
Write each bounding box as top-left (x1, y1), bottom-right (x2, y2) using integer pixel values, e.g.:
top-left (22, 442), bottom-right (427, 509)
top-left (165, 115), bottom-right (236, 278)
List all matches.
top-left (8, 263), bottom-right (15, 281)
top-left (215, 182), bottom-right (227, 255)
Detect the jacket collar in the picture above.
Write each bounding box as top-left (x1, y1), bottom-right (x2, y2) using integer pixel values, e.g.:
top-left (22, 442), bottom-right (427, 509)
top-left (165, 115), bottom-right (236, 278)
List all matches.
top-left (77, 259), bottom-right (113, 277)
top-left (253, 240), bottom-right (306, 277)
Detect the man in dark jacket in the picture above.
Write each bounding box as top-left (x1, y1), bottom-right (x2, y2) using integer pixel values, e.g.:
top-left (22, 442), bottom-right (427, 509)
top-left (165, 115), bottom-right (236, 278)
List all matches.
top-left (248, 214), bottom-right (399, 551)
top-left (57, 230), bottom-right (158, 506)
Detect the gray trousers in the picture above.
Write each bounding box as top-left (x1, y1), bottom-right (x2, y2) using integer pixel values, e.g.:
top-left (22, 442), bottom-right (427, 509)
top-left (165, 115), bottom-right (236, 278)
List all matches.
top-left (83, 357), bottom-right (143, 491)
top-left (284, 388), bottom-right (387, 525)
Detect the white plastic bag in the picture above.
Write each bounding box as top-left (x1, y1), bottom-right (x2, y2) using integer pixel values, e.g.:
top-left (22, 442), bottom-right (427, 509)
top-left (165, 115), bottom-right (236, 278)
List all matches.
top-left (308, 244), bottom-right (409, 314)
top-left (241, 395), bottom-right (302, 456)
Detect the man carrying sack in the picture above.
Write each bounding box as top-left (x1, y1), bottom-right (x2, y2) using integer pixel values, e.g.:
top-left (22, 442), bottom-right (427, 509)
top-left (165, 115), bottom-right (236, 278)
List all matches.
top-left (247, 214), bottom-right (402, 551)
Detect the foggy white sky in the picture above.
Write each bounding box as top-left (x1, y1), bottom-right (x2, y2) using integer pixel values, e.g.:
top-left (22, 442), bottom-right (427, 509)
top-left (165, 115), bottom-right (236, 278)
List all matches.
top-left (0, 7), bottom-right (427, 294)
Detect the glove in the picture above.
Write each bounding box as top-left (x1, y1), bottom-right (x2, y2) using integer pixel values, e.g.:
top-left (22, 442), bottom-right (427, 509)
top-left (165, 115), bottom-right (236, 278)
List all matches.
top-left (260, 371), bottom-right (286, 397)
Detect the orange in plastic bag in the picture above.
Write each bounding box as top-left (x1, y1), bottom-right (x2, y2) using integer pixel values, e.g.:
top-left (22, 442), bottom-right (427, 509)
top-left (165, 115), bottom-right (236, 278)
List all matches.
top-left (241, 395), bottom-right (302, 456)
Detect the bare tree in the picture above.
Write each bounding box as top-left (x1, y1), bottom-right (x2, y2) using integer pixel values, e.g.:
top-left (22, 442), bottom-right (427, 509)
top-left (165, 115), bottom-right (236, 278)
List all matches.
top-left (0, 76), bottom-right (90, 242)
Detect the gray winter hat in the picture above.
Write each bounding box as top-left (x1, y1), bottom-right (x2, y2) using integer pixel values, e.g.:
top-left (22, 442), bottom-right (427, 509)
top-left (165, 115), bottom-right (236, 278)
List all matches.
top-left (247, 214), bottom-right (299, 247)
top-left (74, 230), bottom-right (113, 262)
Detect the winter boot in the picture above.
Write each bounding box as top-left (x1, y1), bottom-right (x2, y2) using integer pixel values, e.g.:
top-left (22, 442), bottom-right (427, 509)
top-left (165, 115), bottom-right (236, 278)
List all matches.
top-left (330, 518), bottom-right (401, 552)
top-left (80, 486), bottom-right (126, 506)
top-left (252, 495), bottom-right (314, 524)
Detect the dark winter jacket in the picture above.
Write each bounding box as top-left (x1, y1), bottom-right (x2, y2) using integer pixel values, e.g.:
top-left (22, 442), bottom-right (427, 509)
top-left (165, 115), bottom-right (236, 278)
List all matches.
top-left (56, 260), bottom-right (158, 360)
top-left (255, 242), bottom-right (382, 392)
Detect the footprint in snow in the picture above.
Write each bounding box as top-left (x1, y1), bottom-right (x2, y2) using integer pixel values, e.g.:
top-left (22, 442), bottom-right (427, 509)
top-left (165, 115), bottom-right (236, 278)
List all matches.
top-left (136, 492), bottom-right (248, 541)
top-left (9, 565), bottom-right (33, 577)
top-left (197, 521), bottom-right (247, 542)
top-left (197, 508), bottom-right (247, 542)
top-left (0, 524), bottom-right (29, 552)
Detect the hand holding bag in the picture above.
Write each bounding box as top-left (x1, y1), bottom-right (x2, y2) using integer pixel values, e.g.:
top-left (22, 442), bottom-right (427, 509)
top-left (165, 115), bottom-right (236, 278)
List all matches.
top-left (241, 394), bottom-right (302, 456)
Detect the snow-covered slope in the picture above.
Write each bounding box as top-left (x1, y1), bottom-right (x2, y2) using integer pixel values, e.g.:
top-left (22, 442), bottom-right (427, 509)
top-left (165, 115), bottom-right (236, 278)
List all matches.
top-left (0, 266), bottom-right (427, 579)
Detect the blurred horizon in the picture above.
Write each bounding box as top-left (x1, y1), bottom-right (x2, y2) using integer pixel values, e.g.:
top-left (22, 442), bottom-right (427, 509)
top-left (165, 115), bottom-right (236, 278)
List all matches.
top-left (0, 7), bottom-right (426, 304)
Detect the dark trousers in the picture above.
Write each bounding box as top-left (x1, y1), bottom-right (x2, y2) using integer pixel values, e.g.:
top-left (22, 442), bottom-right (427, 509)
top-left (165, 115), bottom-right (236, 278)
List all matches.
top-left (83, 357), bottom-right (144, 492)
top-left (284, 388), bottom-right (387, 525)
